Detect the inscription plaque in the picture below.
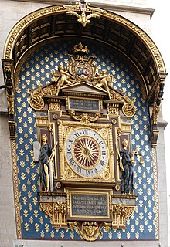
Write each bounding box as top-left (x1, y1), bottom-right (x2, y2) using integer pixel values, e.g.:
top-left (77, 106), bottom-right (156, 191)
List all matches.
top-left (69, 98), bottom-right (100, 112)
top-left (71, 193), bottom-right (109, 218)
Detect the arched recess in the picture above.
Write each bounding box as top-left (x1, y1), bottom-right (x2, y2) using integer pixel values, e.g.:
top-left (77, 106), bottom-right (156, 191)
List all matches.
top-left (2, 3), bottom-right (167, 145)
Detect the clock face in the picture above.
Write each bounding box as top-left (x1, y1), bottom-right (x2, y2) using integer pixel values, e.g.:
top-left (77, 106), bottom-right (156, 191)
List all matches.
top-left (65, 128), bottom-right (108, 178)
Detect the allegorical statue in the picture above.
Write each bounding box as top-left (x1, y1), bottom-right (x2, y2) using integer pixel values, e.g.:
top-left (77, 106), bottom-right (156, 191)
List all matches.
top-left (119, 139), bottom-right (134, 194)
top-left (93, 70), bottom-right (114, 99)
top-left (39, 134), bottom-right (55, 192)
top-left (52, 64), bottom-right (73, 95)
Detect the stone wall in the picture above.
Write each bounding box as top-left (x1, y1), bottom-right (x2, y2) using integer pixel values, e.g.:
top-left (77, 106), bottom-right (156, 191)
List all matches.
top-left (0, 114), bottom-right (16, 247)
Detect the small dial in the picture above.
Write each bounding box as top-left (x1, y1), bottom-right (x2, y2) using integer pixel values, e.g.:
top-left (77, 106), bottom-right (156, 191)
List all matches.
top-left (65, 128), bottom-right (108, 178)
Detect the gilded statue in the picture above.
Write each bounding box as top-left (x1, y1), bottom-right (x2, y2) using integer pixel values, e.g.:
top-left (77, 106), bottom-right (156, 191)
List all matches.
top-left (93, 71), bottom-right (114, 98)
top-left (52, 64), bottom-right (73, 95)
top-left (39, 134), bottom-right (56, 192)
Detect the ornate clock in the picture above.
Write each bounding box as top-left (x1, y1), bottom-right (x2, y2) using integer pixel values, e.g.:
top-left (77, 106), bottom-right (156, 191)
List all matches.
top-left (34, 43), bottom-right (137, 239)
top-left (65, 128), bottom-right (108, 178)
top-left (58, 121), bottom-right (114, 183)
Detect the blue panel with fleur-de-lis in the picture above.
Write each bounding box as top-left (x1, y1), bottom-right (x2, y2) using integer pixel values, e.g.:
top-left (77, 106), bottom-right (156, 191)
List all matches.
top-left (15, 38), bottom-right (157, 240)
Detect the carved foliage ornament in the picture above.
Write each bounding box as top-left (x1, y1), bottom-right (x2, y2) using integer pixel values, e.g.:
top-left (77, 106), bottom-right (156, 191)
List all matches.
top-left (69, 110), bottom-right (100, 123)
top-left (66, 1), bottom-right (101, 27)
top-left (111, 205), bottom-right (135, 228)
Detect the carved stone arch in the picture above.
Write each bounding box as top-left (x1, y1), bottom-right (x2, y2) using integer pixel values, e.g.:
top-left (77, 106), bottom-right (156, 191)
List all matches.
top-left (3, 5), bottom-right (165, 75)
top-left (2, 3), bottom-right (167, 145)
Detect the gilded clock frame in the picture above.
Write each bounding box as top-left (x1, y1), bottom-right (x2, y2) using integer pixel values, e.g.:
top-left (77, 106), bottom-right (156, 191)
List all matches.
top-left (58, 120), bottom-right (115, 183)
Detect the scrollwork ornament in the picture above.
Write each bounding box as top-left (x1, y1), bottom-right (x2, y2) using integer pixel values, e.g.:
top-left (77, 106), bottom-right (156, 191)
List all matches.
top-left (29, 87), bottom-right (44, 110)
top-left (122, 101), bottom-right (136, 117)
top-left (111, 119), bottom-right (117, 125)
top-left (65, 167), bottom-right (74, 179)
top-left (103, 222), bottom-right (111, 232)
top-left (40, 202), bottom-right (53, 219)
top-left (69, 110), bottom-right (100, 123)
top-left (103, 170), bottom-right (111, 180)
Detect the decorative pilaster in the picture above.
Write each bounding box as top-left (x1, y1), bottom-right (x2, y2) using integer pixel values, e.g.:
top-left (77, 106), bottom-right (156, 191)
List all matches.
top-left (2, 59), bottom-right (15, 139)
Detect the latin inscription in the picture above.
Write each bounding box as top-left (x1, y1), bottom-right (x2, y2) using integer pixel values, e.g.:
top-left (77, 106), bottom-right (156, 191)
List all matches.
top-left (69, 98), bottom-right (100, 111)
top-left (71, 194), bottom-right (108, 217)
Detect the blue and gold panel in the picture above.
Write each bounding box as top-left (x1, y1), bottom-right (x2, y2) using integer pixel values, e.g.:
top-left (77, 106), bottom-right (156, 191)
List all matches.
top-left (15, 39), bottom-right (157, 240)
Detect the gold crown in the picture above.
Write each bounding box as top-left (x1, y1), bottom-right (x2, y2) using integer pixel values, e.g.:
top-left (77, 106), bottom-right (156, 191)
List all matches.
top-left (73, 42), bottom-right (89, 54)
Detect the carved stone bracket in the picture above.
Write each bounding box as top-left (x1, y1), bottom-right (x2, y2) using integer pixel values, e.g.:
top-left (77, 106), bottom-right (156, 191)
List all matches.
top-left (106, 93), bottom-right (136, 118)
top-left (148, 72), bottom-right (167, 146)
top-left (111, 205), bottom-right (135, 229)
top-left (111, 194), bottom-right (137, 229)
top-left (39, 192), bottom-right (67, 228)
top-left (103, 194), bottom-right (137, 230)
